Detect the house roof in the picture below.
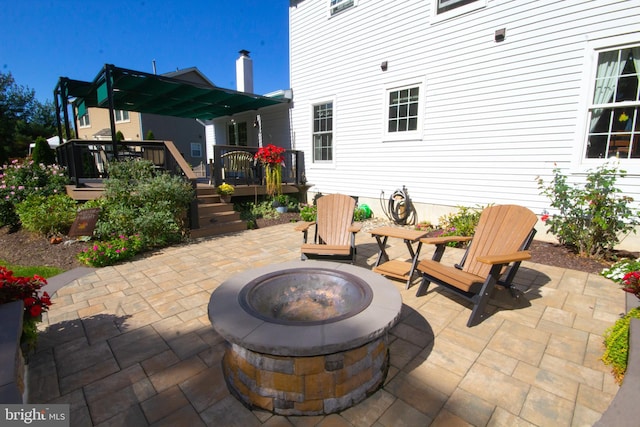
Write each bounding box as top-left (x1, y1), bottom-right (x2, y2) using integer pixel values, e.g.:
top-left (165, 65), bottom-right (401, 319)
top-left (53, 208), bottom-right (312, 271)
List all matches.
top-left (56, 64), bottom-right (288, 121)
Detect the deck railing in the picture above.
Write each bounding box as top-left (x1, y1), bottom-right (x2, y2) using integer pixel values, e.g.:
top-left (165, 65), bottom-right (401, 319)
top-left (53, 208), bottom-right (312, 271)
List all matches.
top-left (209, 145), bottom-right (306, 188)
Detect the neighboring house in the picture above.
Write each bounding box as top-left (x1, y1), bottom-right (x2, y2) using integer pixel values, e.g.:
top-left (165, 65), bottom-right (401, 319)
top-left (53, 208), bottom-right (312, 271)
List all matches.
top-left (288, 0), bottom-right (640, 249)
top-left (204, 51), bottom-right (293, 156)
top-left (75, 68), bottom-right (212, 168)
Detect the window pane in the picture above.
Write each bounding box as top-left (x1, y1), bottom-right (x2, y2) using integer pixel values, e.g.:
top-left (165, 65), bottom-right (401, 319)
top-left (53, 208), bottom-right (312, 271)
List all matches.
top-left (387, 86), bottom-right (420, 133)
top-left (437, 0), bottom-right (477, 14)
top-left (313, 102), bottom-right (333, 161)
top-left (586, 46), bottom-right (640, 160)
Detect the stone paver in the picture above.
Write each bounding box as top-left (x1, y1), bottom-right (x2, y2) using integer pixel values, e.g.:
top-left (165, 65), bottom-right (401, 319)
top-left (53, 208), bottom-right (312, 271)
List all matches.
top-left (26, 222), bottom-right (622, 425)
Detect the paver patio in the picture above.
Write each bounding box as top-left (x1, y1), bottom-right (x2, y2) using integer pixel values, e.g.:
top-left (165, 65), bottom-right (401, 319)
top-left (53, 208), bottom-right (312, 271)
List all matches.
top-left (27, 222), bottom-right (623, 426)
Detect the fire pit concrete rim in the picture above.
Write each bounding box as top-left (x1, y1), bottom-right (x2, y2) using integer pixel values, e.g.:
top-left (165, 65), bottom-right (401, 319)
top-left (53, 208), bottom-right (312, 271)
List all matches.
top-left (208, 260), bottom-right (402, 357)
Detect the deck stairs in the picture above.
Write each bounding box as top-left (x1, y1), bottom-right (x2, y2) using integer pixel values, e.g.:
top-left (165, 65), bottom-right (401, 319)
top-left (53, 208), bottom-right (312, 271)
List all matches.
top-left (190, 184), bottom-right (247, 239)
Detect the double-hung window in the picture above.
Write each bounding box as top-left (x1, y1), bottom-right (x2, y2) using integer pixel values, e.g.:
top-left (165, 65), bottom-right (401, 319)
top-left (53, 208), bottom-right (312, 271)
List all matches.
top-left (190, 142), bottom-right (202, 158)
top-left (313, 102), bottom-right (333, 162)
top-left (586, 45), bottom-right (640, 159)
top-left (115, 110), bottom-right (129, 123)
top-left (78, 112), bottom-right (90, 127)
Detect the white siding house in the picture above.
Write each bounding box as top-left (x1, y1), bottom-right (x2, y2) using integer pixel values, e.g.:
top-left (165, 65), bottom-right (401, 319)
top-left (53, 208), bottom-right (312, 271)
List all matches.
top-left (289, 0), bottom-right (640, 249)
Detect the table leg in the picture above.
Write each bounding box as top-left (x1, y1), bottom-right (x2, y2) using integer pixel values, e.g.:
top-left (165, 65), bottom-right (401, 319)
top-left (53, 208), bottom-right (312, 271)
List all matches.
top-left (405, 241), bottom-right (423, 289)
top-left (374, 236), bottom-right (389, 267)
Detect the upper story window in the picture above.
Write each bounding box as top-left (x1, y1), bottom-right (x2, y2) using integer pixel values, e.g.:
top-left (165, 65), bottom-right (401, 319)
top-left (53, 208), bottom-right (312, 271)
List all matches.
top-left (437, 0), bottom-right (478, 14)
top-left (313, 102), bottom-right (333, 162)
top-left (78, 112), bottom-right (90, 128)
top-left (115, 110), bottom-right (130, 123)
top-left (585, 45), bottom-right (639, 159)
top-left (330, 0), bottom-right (354, 16)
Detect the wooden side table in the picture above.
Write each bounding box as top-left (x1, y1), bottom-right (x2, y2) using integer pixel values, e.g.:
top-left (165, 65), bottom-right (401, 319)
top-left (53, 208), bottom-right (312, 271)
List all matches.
top-left (369, 226), bottom-right (428, 288)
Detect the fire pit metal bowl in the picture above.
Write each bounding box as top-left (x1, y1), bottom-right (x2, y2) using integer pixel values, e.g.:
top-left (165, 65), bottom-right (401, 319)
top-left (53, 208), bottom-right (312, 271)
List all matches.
top-left (208, 260), bottom-right (402, 415)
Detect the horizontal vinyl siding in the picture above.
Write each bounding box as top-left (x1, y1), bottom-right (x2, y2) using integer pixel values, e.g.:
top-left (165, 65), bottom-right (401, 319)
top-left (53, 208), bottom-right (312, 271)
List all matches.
top-left (290, 0), bottom-right (640, 216)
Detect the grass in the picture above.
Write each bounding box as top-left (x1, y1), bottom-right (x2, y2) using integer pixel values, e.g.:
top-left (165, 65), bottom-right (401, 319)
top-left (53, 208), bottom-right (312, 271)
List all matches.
top-left (0, 259), bottom-right (64, 279)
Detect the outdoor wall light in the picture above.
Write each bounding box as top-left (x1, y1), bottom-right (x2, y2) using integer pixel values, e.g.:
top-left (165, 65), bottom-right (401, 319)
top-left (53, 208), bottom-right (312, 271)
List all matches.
top-left (381, 61), bottom-right (388, 71)
top-left (495, 28), bottom-right (506, 42)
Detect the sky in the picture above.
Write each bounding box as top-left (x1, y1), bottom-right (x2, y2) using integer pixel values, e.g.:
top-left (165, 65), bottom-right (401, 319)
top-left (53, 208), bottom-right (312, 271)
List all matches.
top-left (0, 0), bottom-right (290, 103)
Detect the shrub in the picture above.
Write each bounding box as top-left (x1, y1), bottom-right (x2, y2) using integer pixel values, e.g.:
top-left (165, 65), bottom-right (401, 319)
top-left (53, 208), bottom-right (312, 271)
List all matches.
top-left (95, 160), bottom-right (193, 247)
top-left (77, 234), bottom-right (144, 267)
top-left (31, 136), bottom-right (56, 165)
top-left (353, 206), bottom-right (368, 222)
top-left (537, 164), bottom-right (639, 259)
top-left (299, 204), bottom-right (317, 222)
top-left (602, 258), bottom-right (640, 283)
top-left (0, 266), bottom-right (52, 353)
top-left (438, 205), bottom-right (486, 245)
top-left (15, 194), bottom-right (77, 236)
top-left (0, 159), bottom-right (69, 228)
top-left (602, 307), bottom-right (640, 384)
top-left (415, 221), bottom-right (435, 232)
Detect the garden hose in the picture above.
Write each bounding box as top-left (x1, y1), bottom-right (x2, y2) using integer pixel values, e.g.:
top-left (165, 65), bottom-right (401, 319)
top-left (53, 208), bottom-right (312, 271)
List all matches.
top-left (380, 186), bottom-right (416, 226)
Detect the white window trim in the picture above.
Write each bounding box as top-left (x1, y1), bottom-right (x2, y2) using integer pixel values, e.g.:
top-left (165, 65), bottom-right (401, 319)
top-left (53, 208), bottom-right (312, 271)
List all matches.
top-left (431, 0), bottom-right (486, 24)
top-left (78, 113), bottom-right (90, 129)
top-left (190, 142), bottom-right (203, 158)
top-left (576, 33), bottom-right (640, 174)
top-left (310, 98), bottom-right (336, 168)
top-left (382, 79), bottom-right (425, 142)
top-left (114, 110), bottom-right (130, 124)
top-left (328, 0), bottom-right (357, 18)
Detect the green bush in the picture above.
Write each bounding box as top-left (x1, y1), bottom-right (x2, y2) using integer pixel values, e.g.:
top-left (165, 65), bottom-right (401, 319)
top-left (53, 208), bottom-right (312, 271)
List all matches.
top-left (77, 234), bottom-right (144, 267)
top-left (94, 159), bottom-right (193, 248)
top-left (31, 136), bottom-right (56, 165)
top-left (0, 159), bottom-right (69, 229)
top-left (299, 204), bottom-right (317, 222)
top-left (603, 307), bottom-right (640, 385)
top-left (15, 194), bottom-right (77, 235)
top-left (438, 205), bottom-right (486, 245)
top-left (537, 164), bottom-right (639, 259)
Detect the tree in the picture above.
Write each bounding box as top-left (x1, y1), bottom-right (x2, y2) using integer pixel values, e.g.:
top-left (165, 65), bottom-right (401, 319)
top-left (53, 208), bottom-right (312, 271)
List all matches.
top-left (0, 72), bottom-right (57, 164)
top-left (31, 136), bottom-right (56, 165)
top-left (145, 130), bottom-right (155, 140)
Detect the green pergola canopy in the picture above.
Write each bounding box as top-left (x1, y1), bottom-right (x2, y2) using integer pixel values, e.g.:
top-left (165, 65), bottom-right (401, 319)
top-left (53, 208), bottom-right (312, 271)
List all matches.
top-left (57, 64), bottom-right (287, 121)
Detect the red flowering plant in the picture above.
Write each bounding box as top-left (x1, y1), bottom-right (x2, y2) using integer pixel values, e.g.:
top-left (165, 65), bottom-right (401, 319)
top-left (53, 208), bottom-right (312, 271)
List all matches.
top-left (254, 144), bottom-right (286, 197)
top-left (0, 266), bottom-right (52, 352)
top-left (621, 271), bottom-right (640, 299)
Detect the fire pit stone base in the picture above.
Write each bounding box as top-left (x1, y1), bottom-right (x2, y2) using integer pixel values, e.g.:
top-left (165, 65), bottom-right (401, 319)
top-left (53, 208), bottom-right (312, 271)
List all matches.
top-left (223, 337), bottom-right (389, 415)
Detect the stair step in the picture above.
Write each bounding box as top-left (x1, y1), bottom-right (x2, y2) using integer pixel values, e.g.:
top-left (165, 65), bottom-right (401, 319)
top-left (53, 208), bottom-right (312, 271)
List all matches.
top-left (190, 220), bottom-right (247, 239)
top-left (198, 203), bottom-right (236, 215)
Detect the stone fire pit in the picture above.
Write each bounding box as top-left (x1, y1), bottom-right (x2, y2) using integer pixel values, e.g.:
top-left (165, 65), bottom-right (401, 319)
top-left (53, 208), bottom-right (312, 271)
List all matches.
top-left (208, 260), bottom-right (402, 415)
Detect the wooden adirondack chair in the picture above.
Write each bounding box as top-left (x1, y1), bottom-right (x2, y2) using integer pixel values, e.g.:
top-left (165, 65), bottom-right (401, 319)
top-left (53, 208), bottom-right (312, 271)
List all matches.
top-left (416, 204), bottom-right (538, 327)
top-left (295, 194), bottom-right (362, 263)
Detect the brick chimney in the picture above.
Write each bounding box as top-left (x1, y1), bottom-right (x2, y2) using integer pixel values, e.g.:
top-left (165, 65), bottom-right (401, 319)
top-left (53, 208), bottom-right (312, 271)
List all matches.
top-left (236, 49), bottom-right (254, 93)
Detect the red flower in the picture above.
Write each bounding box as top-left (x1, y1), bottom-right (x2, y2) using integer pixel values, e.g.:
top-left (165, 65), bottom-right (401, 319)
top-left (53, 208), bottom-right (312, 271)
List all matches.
top-left (23, 296), bottom-right (36, 307)
top-left (41, 292), bottom-right (51, 306)
top-left (540, 214), bottom-right (549, 222)
top-left (29, 304), bottom-right (42, 317)
top-left (254, 144), bottom-right (285, 165)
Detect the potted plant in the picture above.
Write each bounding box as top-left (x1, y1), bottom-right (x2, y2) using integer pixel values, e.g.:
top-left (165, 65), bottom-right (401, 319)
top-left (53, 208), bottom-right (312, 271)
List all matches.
top-left (254, 144), bottom-right (285, 197)
top-left (273, 194), bottom-right (289, 213)
top-left (217, 183), bottom-right (235, 203)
